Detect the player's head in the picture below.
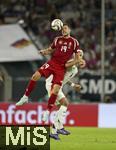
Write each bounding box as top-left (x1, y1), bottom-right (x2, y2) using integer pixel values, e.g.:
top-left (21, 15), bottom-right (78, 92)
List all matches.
top-left (62, 24), bottom-right (71, 36)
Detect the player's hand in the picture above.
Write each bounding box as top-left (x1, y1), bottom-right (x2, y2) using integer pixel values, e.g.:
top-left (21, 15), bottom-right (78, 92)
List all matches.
top-left (77, 49), bottom-right (84, 59)
top-left (39, 50), bottom-right (46, 55)
top-left (73, 84), bottom-right (81, 92)
top-left (78, 59), bottom-right (86, 68)
top-left (39, 47), bottom-right (53, 55)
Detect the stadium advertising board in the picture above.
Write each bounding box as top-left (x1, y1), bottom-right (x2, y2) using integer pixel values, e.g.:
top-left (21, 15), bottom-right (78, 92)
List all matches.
top-left (0, 103), bottom-right (98, 126)
top-left (79, 74), bottom-right (116, 101)
top-left (0, 103), bottom-right (116, 127)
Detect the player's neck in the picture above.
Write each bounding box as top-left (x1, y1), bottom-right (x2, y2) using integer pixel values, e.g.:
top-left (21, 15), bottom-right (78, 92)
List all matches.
top-left (63, 34), bottom-right (70, 38)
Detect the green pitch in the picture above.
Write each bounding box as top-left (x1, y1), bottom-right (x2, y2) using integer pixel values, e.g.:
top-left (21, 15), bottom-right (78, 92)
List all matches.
top-left (50, 127), bottom-right (116, 150)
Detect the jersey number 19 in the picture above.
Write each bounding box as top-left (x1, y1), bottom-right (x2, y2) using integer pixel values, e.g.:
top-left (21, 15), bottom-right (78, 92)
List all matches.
top-left (61, 46), bottom-right (67, 52)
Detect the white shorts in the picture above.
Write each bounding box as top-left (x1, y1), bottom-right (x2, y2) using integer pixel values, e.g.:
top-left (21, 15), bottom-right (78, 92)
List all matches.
top-left (45, 65), bottom-right (78, 105)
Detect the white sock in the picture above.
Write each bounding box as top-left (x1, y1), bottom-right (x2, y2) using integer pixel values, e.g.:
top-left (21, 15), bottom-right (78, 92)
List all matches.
top-left (57, 105), bottom-right (67, 129)
top-left (51, 125), bottom-right (58, 134)
top-left (58, 120), bottom-right (64, 129)
top-left (51, 111), bottom-right (59, 134)
top-left (52, 105), bottom-right (67, 133)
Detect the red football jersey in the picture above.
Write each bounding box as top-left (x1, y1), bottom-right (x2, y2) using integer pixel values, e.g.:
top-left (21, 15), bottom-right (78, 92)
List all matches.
top-left (51, 36), bottom-right (79, 65)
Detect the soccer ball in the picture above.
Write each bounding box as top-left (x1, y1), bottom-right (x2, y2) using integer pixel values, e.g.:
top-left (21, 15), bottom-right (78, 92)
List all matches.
top-left (51, 19), bottom-right (63, 31)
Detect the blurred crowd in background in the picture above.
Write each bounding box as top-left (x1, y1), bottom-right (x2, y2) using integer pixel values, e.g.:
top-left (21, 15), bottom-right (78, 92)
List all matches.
top-left (0, 0), bottom-right (116, 74)
top-left (0, 0), bottom-right (116, 102)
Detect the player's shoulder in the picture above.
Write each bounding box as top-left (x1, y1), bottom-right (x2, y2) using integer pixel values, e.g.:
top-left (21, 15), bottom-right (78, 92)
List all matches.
top-left (53, 36), bottom-right (60, 44)
top-left (70, 36), bottom-right (79, 42)
top-left (53, 36), bottom-right (63, 41)
top-left (70, 36), bottom-right (79, 45)
top-left (56, 36), bottom-right (64, 39)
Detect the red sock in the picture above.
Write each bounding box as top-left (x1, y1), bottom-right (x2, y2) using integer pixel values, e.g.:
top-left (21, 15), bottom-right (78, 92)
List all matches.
top-left (47, 93), bottom-right (57, 111)
top-left (25, 80), bottom-right (36, 96)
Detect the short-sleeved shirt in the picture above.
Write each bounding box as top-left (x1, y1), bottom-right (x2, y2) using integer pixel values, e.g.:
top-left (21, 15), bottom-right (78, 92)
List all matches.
top-left (51, 36), bottom-right (79, 66)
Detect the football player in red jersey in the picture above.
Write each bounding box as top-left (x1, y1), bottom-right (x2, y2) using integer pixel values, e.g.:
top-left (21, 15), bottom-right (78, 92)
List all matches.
top-left (16, 24), bottom-right (82, 119)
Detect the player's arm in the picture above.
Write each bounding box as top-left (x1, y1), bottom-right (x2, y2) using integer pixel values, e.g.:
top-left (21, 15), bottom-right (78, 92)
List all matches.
top-left (39, 37), bottom-right (58, 55)
top-left (65, 59), bottom-right (77, 68)
top-left (39, 47), bottom-right (54, 55)
top-left (65, 38), bottom-right (83, 68)
top-left (67, 81), bottom-right (81, 92)
top-left (78, 58), bottom-right (86, 68)
top-left (65, 50), bottom-right (84, 68)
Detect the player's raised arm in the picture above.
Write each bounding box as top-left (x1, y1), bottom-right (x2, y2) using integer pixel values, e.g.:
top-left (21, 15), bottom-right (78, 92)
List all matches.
top-left (78, 58), bottom-right (86, 68)
top-left (39, 46), bottom-right (54, 55)
top-left (65, 49), bottom-right (84, 68)
top-left (65, 59), bottom-right (77, 68)
top-left (39, 36), bottom-right (58, 55)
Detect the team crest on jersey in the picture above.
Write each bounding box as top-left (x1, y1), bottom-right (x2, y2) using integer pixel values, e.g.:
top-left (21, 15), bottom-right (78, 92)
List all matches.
top-left (59, 40), bottom-right (63, 44)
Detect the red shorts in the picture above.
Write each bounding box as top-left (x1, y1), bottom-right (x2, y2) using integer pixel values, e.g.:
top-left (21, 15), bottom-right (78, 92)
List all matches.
top-left (38, 60), bottom-right (65, 86)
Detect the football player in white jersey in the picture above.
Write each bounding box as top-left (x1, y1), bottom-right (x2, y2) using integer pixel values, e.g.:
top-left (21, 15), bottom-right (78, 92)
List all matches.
top-left (43, 50), bottom-right (85, 140)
